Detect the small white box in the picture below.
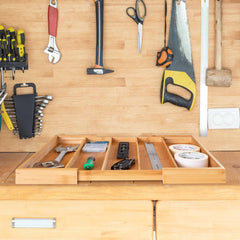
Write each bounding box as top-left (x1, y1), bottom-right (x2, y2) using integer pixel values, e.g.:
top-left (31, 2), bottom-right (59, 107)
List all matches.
top-left (208, 108), bottom-right (240, 129)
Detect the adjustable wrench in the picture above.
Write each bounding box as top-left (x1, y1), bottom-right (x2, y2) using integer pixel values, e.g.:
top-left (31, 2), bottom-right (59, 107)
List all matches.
top-left (44, 0), bottom-right (61, 64)
top-left (32, 144), bottom-right (79, 168)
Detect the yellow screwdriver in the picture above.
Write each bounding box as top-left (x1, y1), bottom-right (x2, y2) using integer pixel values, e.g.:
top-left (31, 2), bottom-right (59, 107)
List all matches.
top-left (16, 29), bottom-right (25, 72)
top-left (7, 27), bottom-right (16, 79)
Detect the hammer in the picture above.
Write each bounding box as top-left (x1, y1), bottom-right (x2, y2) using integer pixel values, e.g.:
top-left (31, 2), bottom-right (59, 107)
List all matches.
top-left (206, 0), bottom-right (231, 87)
top-left (87, 0), bottom-right (114, 75)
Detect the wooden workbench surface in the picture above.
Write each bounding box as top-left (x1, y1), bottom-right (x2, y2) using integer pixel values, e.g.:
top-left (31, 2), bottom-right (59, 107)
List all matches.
top-left (0, 152), bottom-right (240, 200)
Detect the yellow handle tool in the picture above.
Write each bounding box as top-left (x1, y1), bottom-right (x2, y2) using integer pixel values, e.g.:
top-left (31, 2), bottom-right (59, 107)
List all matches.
top-left (1, 102), bottom-right (14, 131)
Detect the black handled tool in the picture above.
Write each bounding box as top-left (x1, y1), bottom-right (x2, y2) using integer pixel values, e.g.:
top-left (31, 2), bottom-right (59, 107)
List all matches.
top-left (117, 142), bottom-right (129, 159)
top-left (126, 0), bottom-right (146, 53)
top-left (111, 158), bottom-right (135, 170)
top-left (87, 0), bottom-right (114, 75)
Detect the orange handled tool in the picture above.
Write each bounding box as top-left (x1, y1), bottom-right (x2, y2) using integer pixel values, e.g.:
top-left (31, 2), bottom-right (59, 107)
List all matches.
top-left (156, 0), bottom-right (173, 68)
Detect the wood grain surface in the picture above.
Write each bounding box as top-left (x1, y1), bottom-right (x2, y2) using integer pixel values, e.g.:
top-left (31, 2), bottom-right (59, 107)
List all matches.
top-left (0, 0), bottom-right (239, 151)
top-left (157, 200), bottom-right (240, 240)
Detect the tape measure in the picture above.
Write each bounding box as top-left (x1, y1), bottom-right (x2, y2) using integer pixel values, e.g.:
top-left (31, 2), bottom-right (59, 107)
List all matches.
top-left (144, 143), bottom-right (163, 170)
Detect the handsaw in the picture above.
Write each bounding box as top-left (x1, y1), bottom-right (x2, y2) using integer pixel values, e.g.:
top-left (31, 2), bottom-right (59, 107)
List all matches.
top-left (161, 0), bottom-right (196, 111)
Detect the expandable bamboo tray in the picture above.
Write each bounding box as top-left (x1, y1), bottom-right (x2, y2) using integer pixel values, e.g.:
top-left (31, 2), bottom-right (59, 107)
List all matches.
top-left (15, 135), bottom-right (226, 185)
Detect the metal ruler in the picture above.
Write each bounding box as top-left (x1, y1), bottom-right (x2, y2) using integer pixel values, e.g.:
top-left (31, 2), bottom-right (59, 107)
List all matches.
top-left (144, 143), bottom-right (163, 170)
top-left (199, 0), bottom-right (209, 137)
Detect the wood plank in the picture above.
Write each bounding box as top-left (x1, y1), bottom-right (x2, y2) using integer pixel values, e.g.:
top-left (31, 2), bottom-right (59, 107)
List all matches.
top-left (211, 151), bottom-right (240, 185)
top-left (0, 183), bottom-right (240, 201)
top-left (15, 168), bottom-right (78, 185)
top-left (0, 0), bottom-right (238, 151)
top-left (78, 169), bottom-right (163, 181)
top-left (0, 153), bottom-right (31, 183)
top-left (163, 168), bottom-right (226, 184)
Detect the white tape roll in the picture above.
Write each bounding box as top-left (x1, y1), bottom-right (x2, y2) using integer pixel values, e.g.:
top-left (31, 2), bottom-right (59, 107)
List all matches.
top-left (169, 144), bottom-right (200, 155)
top-left (174, 152), bottom-right (208, 168)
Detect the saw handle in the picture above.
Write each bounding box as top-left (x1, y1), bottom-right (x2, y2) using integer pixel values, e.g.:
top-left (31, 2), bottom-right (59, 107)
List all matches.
top-left (215, 0), bottom-right (222, 70)
top-left (48, 5), bottom-right (58, 37)
top-left (161, 70), bottom-right (196, 111)
top-left (161, 77), bottom-right (193, 110)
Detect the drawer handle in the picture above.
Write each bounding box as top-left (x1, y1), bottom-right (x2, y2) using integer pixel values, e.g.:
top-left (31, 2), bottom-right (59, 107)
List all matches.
top-left (12, 218), bottom-right (56, 228)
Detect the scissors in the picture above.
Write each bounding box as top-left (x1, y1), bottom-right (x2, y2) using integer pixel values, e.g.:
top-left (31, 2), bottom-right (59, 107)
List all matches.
top-left (126, 0), bottom-right (146, 53)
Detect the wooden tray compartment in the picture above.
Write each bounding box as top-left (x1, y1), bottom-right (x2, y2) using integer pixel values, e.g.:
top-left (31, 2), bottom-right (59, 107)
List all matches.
top-left (76, 137), bottom-right (145, 181)
top-left (15, 135), bottom-right (85, 185)
top-left (162, 135), bottom-right (226, 184)
top-left (15, 135), bottom-right (226, 184)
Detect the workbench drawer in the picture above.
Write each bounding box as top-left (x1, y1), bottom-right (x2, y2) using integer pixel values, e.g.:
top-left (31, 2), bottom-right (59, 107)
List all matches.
top-left (0, 200), bottom-right (152, 240)
top-left (156, 200), bottom-right (240, 240)
top-left (15, 135), bottom-right (225, 184)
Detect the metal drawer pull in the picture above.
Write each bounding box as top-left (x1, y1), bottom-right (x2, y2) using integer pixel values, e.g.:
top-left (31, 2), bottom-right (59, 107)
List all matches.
top-left (12, 218), bottom-right (56, 228)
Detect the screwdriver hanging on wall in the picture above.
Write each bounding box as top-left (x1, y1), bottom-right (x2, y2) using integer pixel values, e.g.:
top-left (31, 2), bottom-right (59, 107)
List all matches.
top-left (16, 29), bottom-right (25, 73)
top-left (8, 27), bottom-right (16, 79)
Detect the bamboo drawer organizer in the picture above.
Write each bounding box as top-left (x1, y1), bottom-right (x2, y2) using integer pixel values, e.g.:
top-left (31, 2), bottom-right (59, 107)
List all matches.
top-left (15, 135), bottom-right (226, 185)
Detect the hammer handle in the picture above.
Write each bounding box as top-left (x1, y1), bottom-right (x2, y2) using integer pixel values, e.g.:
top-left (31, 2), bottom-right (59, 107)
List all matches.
top-left (95, 0), bottom-right (104, 68)
top-left (215, 0), bottom-right (222, 70)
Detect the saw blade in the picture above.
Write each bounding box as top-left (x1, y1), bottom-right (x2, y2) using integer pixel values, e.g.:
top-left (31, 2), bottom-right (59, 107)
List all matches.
top-left (167, 0), bottom-right (195, 82)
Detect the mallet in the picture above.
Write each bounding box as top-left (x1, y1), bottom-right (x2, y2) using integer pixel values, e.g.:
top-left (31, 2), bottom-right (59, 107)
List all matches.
top-left (87, 0), bottom-right (114, 75)
top-left (206, 0), bottom-right (231, 87)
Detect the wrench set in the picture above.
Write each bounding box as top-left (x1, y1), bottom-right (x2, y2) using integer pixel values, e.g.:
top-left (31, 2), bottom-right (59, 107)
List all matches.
top-left (4, 83), bottom-right (53, 139)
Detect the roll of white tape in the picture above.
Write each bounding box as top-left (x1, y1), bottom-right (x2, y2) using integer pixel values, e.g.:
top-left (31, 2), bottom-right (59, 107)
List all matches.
top-left (174, 152), bottom-right (208, 168)
top-left (169, 144), bottom-right (200, 155)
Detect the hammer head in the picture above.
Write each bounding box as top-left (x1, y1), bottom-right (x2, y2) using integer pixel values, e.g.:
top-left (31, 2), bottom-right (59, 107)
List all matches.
top-left (206, 68), bottom-right (232, 87)
top-left (55, 144), bottom-right (79, 153)
top-left (87, 68), bottom-right (114, 75)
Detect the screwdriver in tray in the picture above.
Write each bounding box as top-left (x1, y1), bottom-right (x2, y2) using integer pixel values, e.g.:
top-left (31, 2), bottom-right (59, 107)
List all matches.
top-left (83, 154), bottom-right (95, 170)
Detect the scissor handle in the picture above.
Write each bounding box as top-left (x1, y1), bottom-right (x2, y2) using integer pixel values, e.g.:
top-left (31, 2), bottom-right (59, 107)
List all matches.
top-left (126, 7), bottom-right (138, 24)
top-left (136, 0), bottom-right (146, 23)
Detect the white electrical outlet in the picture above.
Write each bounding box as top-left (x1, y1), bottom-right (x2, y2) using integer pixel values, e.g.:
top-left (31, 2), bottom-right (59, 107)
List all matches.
top-left (208, 108), bottom-right (240, 129)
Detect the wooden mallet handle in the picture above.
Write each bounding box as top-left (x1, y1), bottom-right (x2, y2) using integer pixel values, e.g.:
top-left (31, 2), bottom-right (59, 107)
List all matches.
top-left (215, 0), bottom-right (222, 70)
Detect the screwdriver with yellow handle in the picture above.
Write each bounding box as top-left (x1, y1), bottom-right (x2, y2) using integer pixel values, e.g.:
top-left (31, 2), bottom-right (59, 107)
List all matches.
top-left (16, 29), bottom-right (25, 72)
top-left (7, 27), bottom-right (16, 80)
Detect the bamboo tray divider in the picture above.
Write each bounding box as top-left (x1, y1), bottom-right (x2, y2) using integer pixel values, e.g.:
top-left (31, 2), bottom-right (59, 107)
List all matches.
top-left (15, 136), bottom-right (86, 185)
top-left (15, 135), bottom-right (226, 185)
top-left (162, 135), bottom-right (226, 184)
top-left (78, 137), bottom-right (145, 181)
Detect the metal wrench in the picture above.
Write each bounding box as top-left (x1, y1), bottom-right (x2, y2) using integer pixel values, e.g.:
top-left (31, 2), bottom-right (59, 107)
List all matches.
top-left (44, 0), bottom-right (61, 64)
top-left (32, 144), bottom-right (79, 168)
